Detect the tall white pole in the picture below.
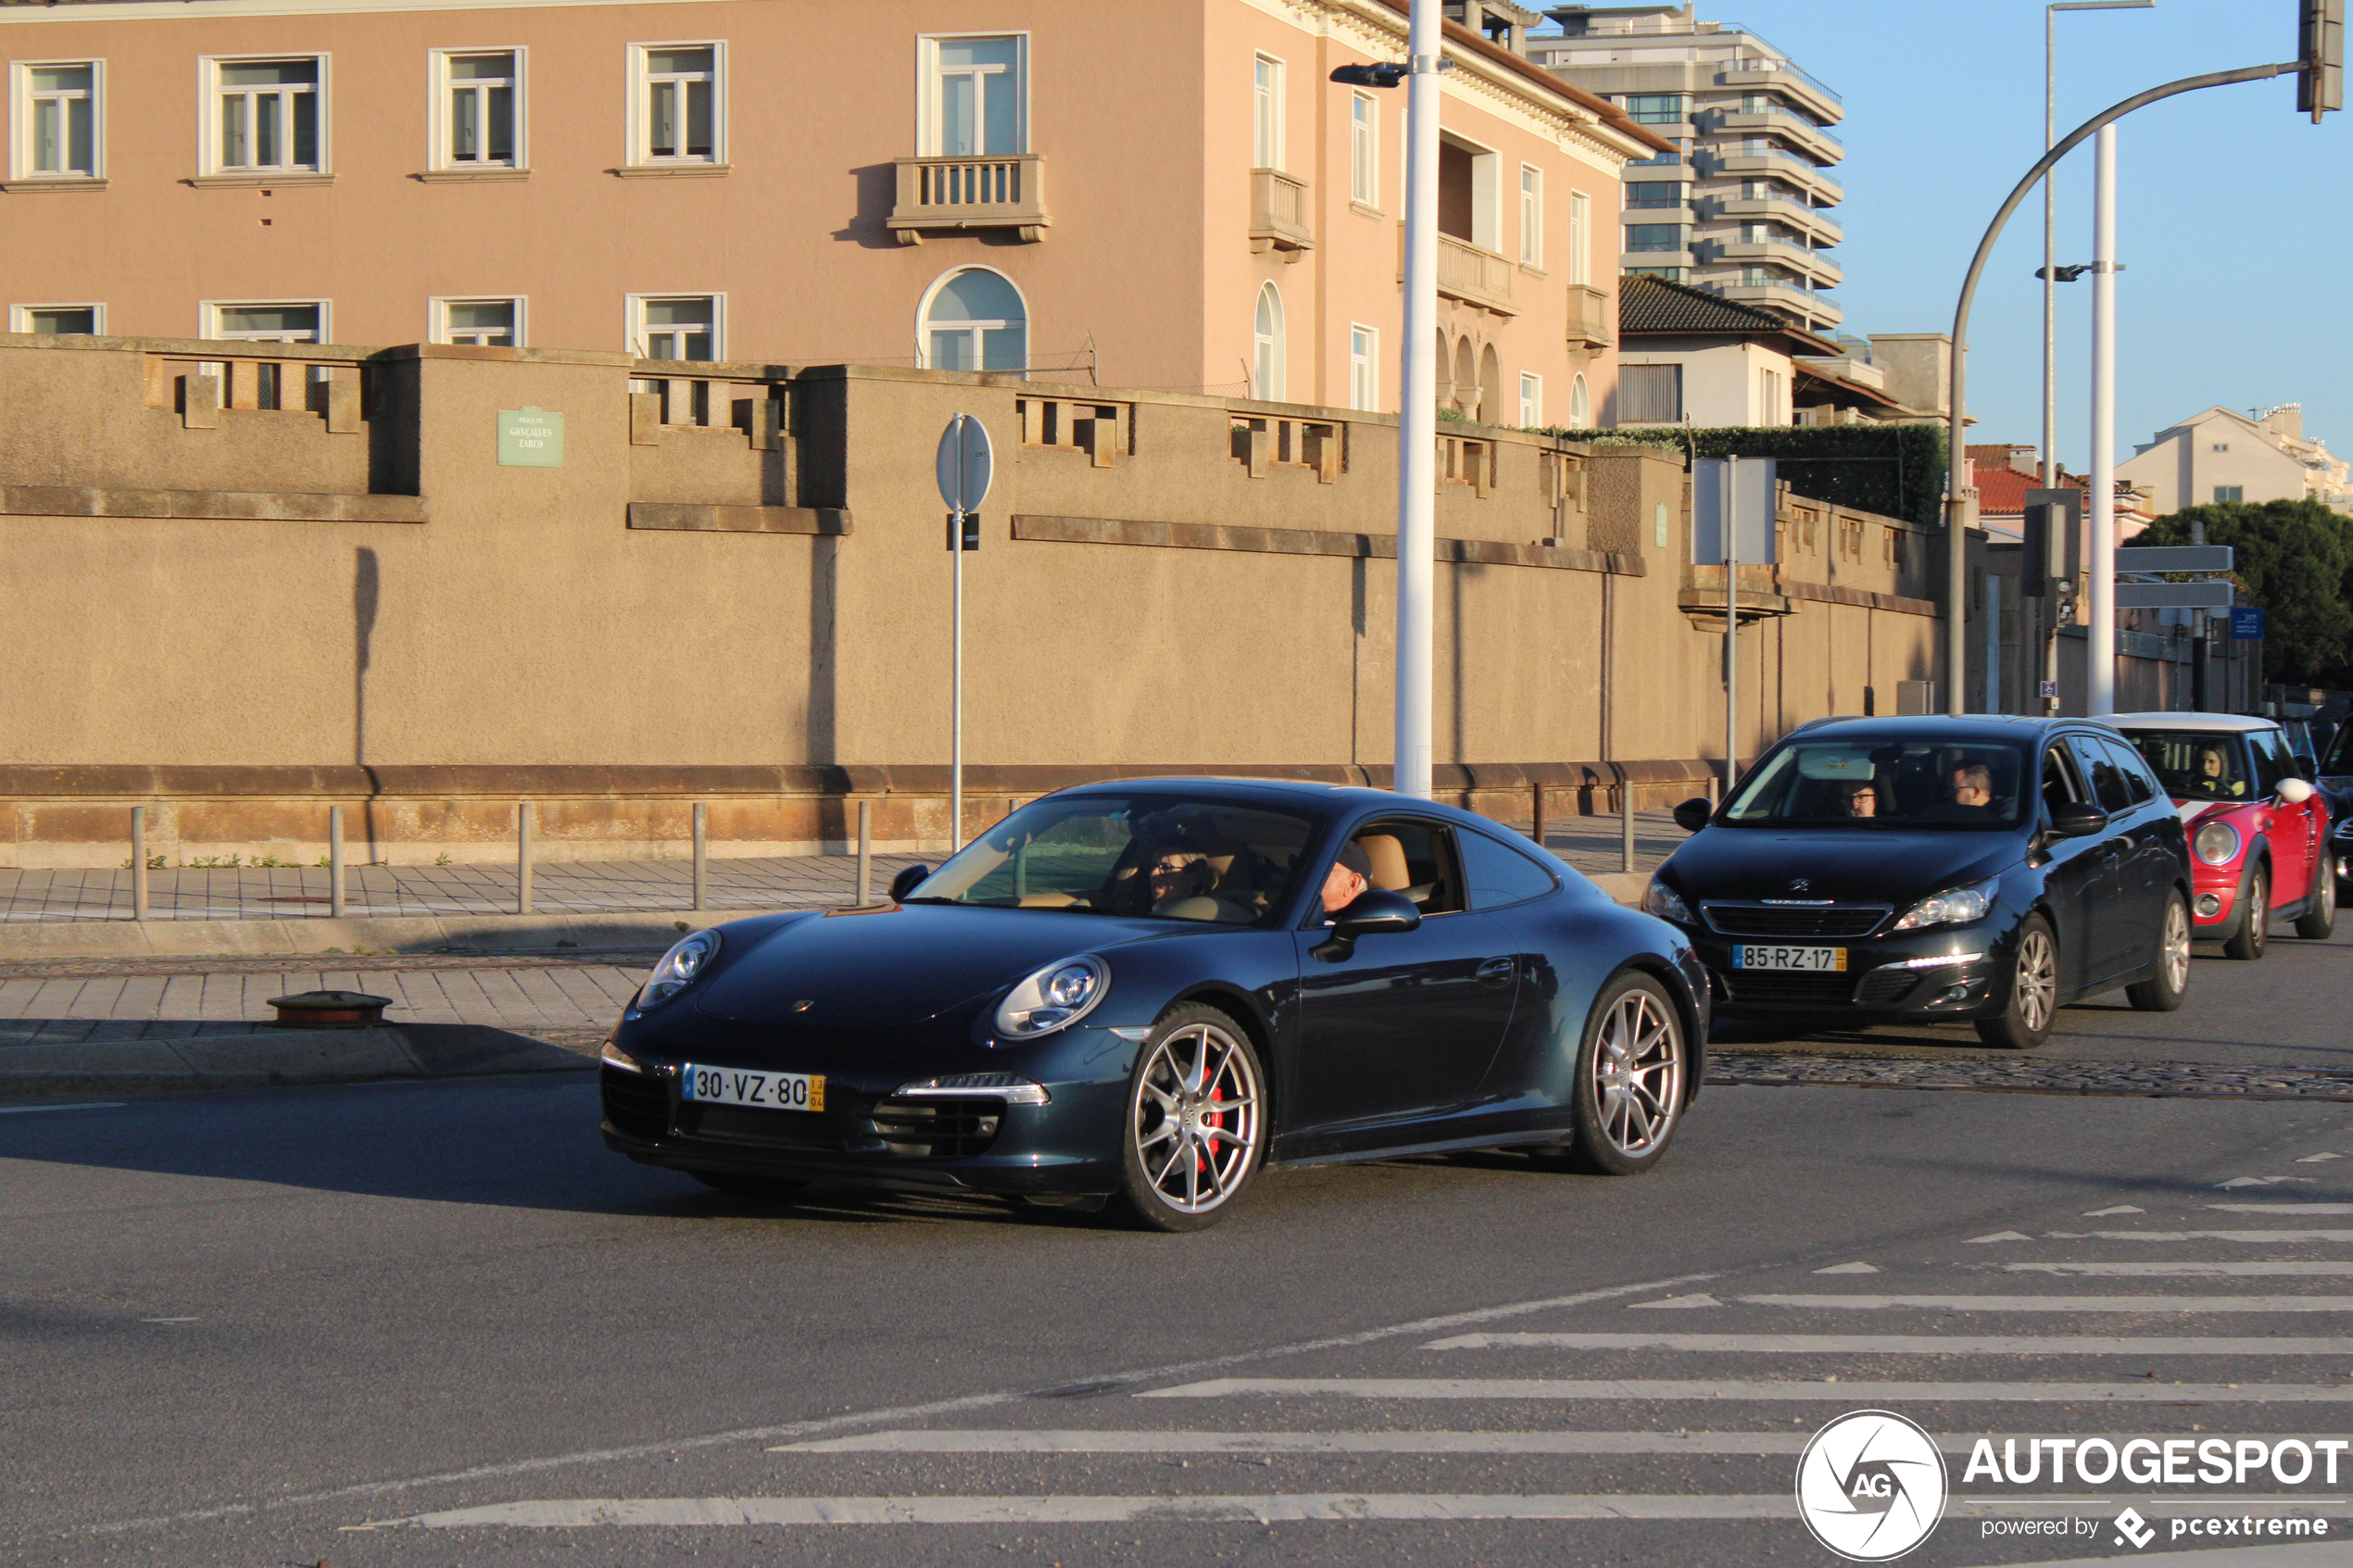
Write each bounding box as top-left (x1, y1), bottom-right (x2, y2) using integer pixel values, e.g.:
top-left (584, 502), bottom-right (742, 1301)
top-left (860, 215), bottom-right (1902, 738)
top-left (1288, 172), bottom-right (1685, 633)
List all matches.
top-left (1394, 0), bottom-right (1440, 800)
top-left (2043, 10), bottom-right (2057, 495)
top-left (1724, 456), bottom-right (1739, 794)
top-left (2086, 125), bottom-right (2118, 717)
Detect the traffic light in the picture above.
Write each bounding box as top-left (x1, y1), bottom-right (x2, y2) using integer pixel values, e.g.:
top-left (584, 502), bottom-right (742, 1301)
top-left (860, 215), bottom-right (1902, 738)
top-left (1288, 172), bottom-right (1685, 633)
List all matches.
top-left (2020, 488), bottom-right (2082, 596)
top-left (2302, 0), bottom-right (2344, 119)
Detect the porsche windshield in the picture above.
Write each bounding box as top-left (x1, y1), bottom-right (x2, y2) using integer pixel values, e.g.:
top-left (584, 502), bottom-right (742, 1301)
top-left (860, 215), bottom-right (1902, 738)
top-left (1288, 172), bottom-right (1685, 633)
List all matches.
top-left (908, 796), bottom-right (1317, 924)
top-left (1723, 739), bottom-right (2031, 830)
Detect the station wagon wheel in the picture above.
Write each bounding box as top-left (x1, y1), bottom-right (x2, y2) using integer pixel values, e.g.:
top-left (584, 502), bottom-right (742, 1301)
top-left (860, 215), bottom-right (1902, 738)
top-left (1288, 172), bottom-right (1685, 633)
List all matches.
top-left (1113, 1004), bottom-right (1265, 1233)
top-left (1976, 914), bottom-right (2057, 1049)
top-left (1541, 972), bottom-right (1687, 1176)
top-left (2126, 889), bottom-right (2191, 1012)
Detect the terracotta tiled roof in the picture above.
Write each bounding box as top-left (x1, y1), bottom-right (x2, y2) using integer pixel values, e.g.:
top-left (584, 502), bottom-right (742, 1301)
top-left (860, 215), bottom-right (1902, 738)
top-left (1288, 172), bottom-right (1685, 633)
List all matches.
top-left (1975, 463), bottom-right (2085, 518)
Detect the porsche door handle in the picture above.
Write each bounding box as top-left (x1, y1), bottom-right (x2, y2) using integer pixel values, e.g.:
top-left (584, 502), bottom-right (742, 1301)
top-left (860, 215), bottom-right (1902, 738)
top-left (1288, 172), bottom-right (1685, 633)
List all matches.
top-left (1476, 958), bottom-right (1517, 985)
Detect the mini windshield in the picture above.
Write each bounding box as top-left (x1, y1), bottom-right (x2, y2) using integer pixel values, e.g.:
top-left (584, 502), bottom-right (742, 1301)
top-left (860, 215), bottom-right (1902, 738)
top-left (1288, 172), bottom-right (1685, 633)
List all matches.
top-left (907, 795), bottom-right (1316, 925)
top-left (1723, 739), bottom-right (2030, 830)
top-left (2126, 731), bottom-right (2253, 802)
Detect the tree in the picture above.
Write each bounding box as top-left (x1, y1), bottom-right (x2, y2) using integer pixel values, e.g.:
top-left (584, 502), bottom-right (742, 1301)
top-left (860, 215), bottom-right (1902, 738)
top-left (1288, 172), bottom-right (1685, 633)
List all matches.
top-left (2133, 498), bottom-right (2353, 685)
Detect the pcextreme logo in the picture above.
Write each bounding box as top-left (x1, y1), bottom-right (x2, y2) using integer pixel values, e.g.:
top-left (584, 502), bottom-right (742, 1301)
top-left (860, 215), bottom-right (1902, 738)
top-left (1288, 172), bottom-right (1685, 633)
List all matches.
top-left (1796, 1410), bottom-right (1950, 1562)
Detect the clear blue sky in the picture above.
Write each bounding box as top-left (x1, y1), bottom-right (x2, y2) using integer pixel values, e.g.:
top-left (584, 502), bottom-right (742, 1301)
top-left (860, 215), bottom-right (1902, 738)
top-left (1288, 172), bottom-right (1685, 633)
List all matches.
top-left (1570, 0), bottom-right (2347, 470)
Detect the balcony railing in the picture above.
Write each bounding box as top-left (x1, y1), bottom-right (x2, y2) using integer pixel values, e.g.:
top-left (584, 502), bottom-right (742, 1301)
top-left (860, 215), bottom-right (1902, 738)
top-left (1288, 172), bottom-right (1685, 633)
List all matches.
top-left (1437, 233), bottom-right (1515, 315)
top-left (888, 154), bottom-right (1050, 245)
top-left (1249, 168), bottom-right (1314, 257)
top-left (1566, 284), bottom-right (1612, 351)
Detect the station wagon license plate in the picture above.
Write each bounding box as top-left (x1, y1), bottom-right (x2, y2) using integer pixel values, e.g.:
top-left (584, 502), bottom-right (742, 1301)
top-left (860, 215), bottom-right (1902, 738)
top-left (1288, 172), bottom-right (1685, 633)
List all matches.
top-left (681, 1064), bottom-right (824, 1112)
top-left (1730, 945), bottom-right (1847, 972)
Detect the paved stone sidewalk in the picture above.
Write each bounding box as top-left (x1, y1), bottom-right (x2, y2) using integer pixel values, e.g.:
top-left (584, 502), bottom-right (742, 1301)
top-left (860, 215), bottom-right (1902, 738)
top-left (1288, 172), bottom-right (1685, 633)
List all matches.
top-left (1716, 1049), bottom-right (2353, 1101)
top-left (0, 812), bottom-right (1684, 924)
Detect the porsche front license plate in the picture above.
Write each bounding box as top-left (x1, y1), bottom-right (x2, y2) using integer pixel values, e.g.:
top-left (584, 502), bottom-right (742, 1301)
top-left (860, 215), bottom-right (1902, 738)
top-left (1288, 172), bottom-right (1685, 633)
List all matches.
top-left (1730, 945), bottom-right (1846, 972)
top-left (681, 1064), bottom-right (824, 1112)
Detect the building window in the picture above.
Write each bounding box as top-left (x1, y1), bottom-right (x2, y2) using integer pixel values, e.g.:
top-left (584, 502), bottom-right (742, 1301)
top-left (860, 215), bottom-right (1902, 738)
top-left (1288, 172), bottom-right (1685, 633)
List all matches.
top-left (1620, 364), bottom-right (1682, 423)
top-left (630, 44), bottom-right (722, 165)
top-left (1518, 165), bottom-right (1542, 267)
top-left (10, 303), bottom-right (102, 334)
top-left (2211, 442), bottom-right (2230, 452)
top-left (923, 34), bottom-right (1025, 156)
top-left (1568, 372), bottom-right (1590, 427)
top-left (1738, 265), bottom-right (1778, 286)
top-left (205, 300), bottom-right (325, 342)
top-left (433, 50), bottom-right (521, 169)
top-left (629, 294), bottom-right (720, 360)
top-left (1251, 282), bottom-right (1285, 401)
top-left (1624, 223), bottom-right (1686, 253)
top-left (434, 296), bottom-right (522, 346)
top-left (13, 60), bottom-right (100, 180)
top-left (1567, 190), bottom-right (1589, 285)
top-left (1626, 266), bottom-right (1688, 282)
top-left (921, 268), bottom-right (1026, 373)
top-left (2213, 485), bottom-right (2245, 503)
top-left (1252, 55), bottom-right (1284, 170)
top-left (1518, 372), bottom-right (1541, 428)
top-left (1631, 137), bottom-right (1690, 168)
top-left (1622, 93), bottom-right (1688, 124)
top-left (1349, 91), bottom-right (1377, 206)
top-left (1759, 367), bottom-right (1783, 425)
top-left (207, 56), bottom-right (324, 175)
top-left (1624, 181), bottom-right (1685, 208)
top-left (1349, 323), bottom-right (1378, 411)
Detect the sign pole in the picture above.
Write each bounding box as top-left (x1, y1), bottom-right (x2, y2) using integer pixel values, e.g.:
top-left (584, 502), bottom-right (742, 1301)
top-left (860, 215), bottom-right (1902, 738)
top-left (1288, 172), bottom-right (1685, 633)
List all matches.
top-left (952, 508), bottom-right (964, 852)
top-left (936, 413), bottom-right (993, 856)
top-left (1725, 454), bottom-right (1739, 796)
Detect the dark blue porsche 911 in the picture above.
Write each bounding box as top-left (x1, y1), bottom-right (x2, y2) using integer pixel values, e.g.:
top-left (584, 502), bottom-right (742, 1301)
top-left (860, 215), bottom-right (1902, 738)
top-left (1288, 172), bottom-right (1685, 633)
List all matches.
top-left (599, 779), bottom-right (1707, 1230)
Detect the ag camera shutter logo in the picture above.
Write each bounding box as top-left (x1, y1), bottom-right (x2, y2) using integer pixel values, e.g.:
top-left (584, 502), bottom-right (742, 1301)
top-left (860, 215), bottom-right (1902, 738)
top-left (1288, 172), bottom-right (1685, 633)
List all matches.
top-left (1796, 1410), bottom-right (1949, 1561)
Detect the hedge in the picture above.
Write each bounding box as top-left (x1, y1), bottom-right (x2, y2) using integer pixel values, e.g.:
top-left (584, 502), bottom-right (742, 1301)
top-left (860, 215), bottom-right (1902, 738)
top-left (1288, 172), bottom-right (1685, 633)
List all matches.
top-left (1532, 422), bottom-right (1950, 531)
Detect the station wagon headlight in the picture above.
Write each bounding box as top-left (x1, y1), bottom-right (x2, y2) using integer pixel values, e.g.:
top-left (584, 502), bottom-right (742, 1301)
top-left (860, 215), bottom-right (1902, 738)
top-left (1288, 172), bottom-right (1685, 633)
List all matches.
top-left (1891, 877), bottom-right (1999, 932)
top-left (1642, 878), bottom-right (1692, 925)
top-left (636, 928), bottom-right (721, 1009)
top-left (994, 955), bottom-right (1109, 1039)
top-left (2194, 820), bottom-right (2243, 866)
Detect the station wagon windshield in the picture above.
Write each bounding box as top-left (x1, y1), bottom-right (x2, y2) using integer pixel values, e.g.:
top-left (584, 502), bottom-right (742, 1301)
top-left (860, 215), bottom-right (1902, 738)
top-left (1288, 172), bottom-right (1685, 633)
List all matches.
top-left (907, 796), bottom-right (1316, 925)
top-left (1722, 740), bottom-right (2031, 830)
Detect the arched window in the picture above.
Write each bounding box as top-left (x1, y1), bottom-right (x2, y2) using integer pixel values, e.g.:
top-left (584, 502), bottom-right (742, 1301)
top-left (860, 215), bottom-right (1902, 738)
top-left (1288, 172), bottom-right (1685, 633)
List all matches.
top-left (1452, 336), bottom-right (1477, 415)
top-left (1568, 372), bottom-right (1590, 427)
top-left (1478, 343), bottom-right (1501, 423)
top-left (1252, 282), bottom-right (1286, 401)
top-left (920, 268), bottom-right (1026, 373)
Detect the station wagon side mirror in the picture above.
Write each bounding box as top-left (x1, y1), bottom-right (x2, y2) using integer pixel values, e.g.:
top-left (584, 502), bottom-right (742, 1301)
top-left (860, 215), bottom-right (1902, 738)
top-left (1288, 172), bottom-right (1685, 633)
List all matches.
top-left (2045, 800), bottom-right (2108, 840)
top-left (1672, 797), bottom-right (1714, 834)
top-left (1312, 889), bottom-right (1421, 961)
top-left (888, 864), bottom-right (932, 903)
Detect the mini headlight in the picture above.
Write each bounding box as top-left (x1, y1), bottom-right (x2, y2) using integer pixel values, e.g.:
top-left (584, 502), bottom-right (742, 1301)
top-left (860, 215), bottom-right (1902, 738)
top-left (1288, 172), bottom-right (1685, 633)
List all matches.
top-left (2195, 820), bottom-right (2243, 866)
top-left (635, 928), bottom-right (721, 1010)
top-left (1642, 878), bottom-right (1692, 925)
top-left (1891, 876), bottom-right (1999, 932)
top-left (994, 955), bottom-right (1110, 1039)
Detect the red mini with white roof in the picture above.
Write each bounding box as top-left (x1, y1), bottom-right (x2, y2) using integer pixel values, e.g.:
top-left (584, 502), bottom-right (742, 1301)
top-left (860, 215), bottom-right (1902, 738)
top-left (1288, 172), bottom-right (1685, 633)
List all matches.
top-left (2108, 713), bottom-right (2336, 960)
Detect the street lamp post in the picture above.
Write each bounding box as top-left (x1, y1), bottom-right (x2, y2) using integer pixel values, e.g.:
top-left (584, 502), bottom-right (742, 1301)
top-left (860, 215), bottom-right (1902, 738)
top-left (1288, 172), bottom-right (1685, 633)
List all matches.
top-left (1396, 0), bottom-right (1440, 800)
top-left (2086, 123), bottom-right (2120, 715)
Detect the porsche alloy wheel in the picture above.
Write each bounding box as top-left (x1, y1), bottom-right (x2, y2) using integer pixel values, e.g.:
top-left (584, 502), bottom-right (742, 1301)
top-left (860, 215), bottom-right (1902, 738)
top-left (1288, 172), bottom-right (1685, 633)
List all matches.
top-left (1116, 1006), bottom-right (1265, 1232)
top-left (1545, 972), bottom-right (1687, 1176)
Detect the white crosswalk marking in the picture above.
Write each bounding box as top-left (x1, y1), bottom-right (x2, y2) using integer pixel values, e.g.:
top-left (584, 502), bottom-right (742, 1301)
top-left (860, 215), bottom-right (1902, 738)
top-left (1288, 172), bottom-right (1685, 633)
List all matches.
top-left (2046, 1231), bottom-right (2353, 1243)
top-left (2007, 1261), bottom-right (2353, 1277)
top-left (2210, 1204), bottom-right (2353, 1214)
top-left (1421, 1332), bottom-right (2353, 1355)
top-left (1135, 1377), bottom-right (2353, 1402)
top-left (1739, 1293), bottom-right (2353, 1312)
top-left (774, 1430), bottom-right (1818, 1455)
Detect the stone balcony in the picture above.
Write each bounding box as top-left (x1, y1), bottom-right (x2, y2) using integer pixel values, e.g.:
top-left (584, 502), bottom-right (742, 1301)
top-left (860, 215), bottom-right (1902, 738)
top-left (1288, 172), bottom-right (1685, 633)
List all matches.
top-left (1249, 168), bottom-right (1314, 257)
top-left (888, 154), bottom-right (1049, 245)
top-left (1566, 284), bottom-right (1612, 351)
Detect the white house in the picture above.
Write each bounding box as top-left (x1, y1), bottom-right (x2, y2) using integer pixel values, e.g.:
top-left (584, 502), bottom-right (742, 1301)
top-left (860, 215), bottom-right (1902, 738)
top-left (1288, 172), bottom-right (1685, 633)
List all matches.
top-left (2119, 404), bottom-right (2353, 516)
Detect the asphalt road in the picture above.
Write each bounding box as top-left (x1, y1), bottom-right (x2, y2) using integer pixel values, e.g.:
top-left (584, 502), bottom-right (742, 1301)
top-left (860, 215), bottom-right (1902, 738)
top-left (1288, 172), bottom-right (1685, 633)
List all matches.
top-left (6, 931), bottom-right (2353, 1568)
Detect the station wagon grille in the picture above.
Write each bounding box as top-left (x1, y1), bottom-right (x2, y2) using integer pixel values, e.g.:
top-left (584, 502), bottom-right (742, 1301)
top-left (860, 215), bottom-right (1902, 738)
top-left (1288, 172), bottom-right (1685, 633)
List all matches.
top-left (1722, 969), bottom-right (1856, 1007)
top-left (863, 1098), bottom-right (1003, 1160)
top-left (600, 1065), bottom-right (670, 1141)
top-left (1705, 902), bottom-right (1889, 938)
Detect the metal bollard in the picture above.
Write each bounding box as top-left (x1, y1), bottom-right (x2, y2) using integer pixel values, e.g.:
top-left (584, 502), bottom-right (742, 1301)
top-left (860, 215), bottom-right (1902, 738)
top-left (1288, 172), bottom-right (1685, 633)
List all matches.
top-left (131, 806), bottom-right (148, 922)
top-left (856, 800), bottom-right (873, 906)
top-left (517, 801), bottom-right (534, 916)
top-left (329, 805), bottom-right (345, 919)
top-left (1620, 780), bottom-right (1636, 874)
top-left (1529, 781), bottom-right (1547, 847)
top-left (692, 802), bottom-right (708, 912)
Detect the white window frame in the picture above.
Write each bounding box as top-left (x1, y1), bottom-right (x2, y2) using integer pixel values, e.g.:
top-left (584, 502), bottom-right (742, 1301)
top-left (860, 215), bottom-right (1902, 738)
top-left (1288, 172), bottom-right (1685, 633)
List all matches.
top-left (625, 292), bottom-right (724, 361)
top-left (430, 295), bottom-right (526, 347)
top-left (428, 47), bottom-right (525, 171)
top-left (1252, 53), bottom-right (1285, 171)
top-left (1567, 189), bottom-right (1590, 285)
top-left (916, 32), bottom-right (1029, 157)
top-left (1349, 323), bottom-right (1379, 412)
top-left (1568, 371), bottom-right (1590, 427)
top-left (200, 298), bottom-right (330, 343)
top-left (1518, 371), bottom-right (1542, 428)
top-left (625, 41), bottom-right (725, 168)
top-left (9, 58), bottom-right (105, 182)
top-left (1518, 164), bottom-right (1543, 268)
top-left (1349, 90), bottom-right (1378, 207)
top-left (9, 301), bottom-right (106, 334)
top-left (200, 53), bottom-right (328, 177)
top-left (1759, 366), bottom-right (1783, 425)
top-left (915, 265), bottom-right (1029, 376)
top-left (1252, 281), bottom-right (1286, 402)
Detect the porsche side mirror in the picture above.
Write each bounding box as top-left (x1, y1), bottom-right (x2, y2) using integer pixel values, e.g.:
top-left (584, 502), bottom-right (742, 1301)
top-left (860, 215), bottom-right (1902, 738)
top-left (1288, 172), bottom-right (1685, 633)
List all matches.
top-left (1333, 888), bottom-right (1421, 939)
top-left (1672, 797), bottom-right (1714, 834)
top-left (2279, 777), bottom-right (2317, 805)
top-left (888, 864), bottom-right (931, 902)
top-left (2045, 800), bottom-right (2108, 839)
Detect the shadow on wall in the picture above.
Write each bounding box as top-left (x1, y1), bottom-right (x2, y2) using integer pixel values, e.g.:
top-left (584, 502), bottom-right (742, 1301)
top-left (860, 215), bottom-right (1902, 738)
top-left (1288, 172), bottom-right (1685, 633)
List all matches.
top-left (833, 163), bottom-right (903, 250)
top-left (355, 546), bottom-right (383, 851)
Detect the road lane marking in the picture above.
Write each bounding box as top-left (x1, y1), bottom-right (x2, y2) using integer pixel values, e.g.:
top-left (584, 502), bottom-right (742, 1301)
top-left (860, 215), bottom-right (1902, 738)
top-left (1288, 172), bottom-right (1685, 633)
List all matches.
top-left (1420, 1333), bottom-right (2353, 1355)
top-left (772, 1431), bottom-right (1821, 1455)
top-left (1628, 1294), bottom-right (1723, 1310)
top-left (2046, 1231), bottom-right (2353, 1243)
top-left (2211, 1205), bottom-right (2353, 1214)
top-left (1813, 1261), bottom-right (1880, 1274)
top-left (2221, 1177), bottom-right (2318, 1189)
top-left (84, 1266), bottom-right (1721, 1537)
top-left (0, 1101), bottom-right (125, 1115)
top-left (1134, 1378), bottom-right (2353, 1402)
top-left (1968, 1231), bottom-right (2034, 1243)
top-left (2298, 1154), bottom-right (2345, 1163)
top-left (1742, 1294), bottom-right (2353, 1312)
top-left (2084, 1205), bottom-right (2145, 1216)
top-left (2007, 1263), bottom-right (2353, 1277)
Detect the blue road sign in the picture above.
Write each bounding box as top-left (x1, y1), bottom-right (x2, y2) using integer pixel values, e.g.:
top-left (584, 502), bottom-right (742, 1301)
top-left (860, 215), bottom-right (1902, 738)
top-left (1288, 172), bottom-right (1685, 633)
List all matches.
top-left (2230, 607), bottom-right (2267, 640)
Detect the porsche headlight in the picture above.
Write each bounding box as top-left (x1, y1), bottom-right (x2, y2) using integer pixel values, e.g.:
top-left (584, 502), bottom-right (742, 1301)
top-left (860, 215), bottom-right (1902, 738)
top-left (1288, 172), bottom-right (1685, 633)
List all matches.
top-left (2194, 820), bottom-right (2243, 866)
top-left (993, 955), bottom-right (1109, 1039)
top-left (1642, 878), bottom-right (1692, 925)
top-left (1891, 876), bottom-right (1999, 932)
top-left (635, 928), bottom-right (721, 1010)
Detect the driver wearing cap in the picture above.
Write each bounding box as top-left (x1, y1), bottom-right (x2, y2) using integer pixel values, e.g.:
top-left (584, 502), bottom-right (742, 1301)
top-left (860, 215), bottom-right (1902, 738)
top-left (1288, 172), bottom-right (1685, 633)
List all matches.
top-left (1312, 841), bottom-right (1375, 922)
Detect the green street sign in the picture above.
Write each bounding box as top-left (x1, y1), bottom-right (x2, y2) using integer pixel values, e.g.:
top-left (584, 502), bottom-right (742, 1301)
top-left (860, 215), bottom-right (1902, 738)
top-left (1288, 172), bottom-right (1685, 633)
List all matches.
top-left (497, 407), bottom-right (563, 467)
